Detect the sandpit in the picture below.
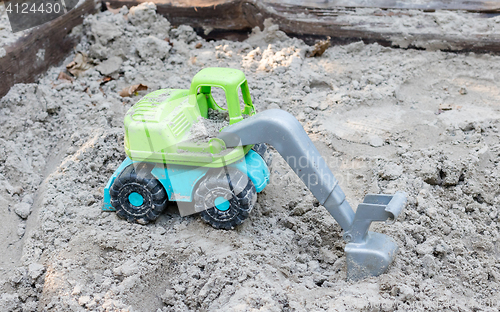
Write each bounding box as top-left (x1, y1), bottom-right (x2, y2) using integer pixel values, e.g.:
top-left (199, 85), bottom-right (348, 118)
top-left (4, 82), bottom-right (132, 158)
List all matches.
top-left (1, 3), bottom-right (500, 311)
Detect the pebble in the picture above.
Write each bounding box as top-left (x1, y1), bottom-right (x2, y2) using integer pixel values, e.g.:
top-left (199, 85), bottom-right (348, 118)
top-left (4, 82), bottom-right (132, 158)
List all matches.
top-left (380, 163), bottom-right (403, 180)
top-left (369, 135), bottom-right (384, 147)
top-left (14, 202), bottom-right (31, 219)
top-left (78, 295), bottom-right (91, 306)
top-left (28, 263), bottom-right (45, 280)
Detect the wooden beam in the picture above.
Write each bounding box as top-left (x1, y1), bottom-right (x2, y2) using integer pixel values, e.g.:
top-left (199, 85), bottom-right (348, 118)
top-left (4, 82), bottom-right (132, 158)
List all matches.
top-left (107, 0), bottom-right (252, 30)
top-left (259, 1), bottom-right (500, 51)
top-left (105, 0), bottom-right (500, 52)
top-left (264, 0), bottom-right (500, 13)
top-left (0, 0), bottom-right (96, 98)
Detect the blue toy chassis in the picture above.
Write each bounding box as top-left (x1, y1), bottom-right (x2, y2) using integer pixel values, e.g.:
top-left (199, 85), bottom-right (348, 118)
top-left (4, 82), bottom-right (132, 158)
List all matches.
top-left (103, 149), bottom-right (270, 218)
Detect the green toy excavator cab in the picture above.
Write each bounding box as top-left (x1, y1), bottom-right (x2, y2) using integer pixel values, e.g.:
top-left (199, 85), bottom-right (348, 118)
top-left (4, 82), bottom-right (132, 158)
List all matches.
top-left (191, 67), bottom-right (255, 124)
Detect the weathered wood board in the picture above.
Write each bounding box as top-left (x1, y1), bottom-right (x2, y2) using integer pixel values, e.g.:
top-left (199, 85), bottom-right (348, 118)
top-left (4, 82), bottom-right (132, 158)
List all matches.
top-left (265, 0), bottom-right (500, 12)
top-left (106, 0), bottom-right (500, 51)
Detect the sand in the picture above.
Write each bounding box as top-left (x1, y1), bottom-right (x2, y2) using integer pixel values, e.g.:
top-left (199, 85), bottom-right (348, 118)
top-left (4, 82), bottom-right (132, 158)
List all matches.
top-left (1, 3), bottom-right (500, 311)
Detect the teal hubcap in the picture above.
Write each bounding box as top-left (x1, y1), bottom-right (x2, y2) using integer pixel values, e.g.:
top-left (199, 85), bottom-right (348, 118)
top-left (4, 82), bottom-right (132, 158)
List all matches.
top-left (128, 192), bottom-right (144, 207)
top-left (214, 197), bottom-right (230, 211)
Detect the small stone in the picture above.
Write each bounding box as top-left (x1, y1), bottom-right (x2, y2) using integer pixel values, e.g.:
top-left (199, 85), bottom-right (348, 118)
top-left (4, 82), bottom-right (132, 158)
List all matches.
top-left (416, 242), bottom-right (433, 255)
top-left (72, 285), bottom-right (82, 296)
top-left (161, 289), bottom-right (175, 305)
top-left (28, 263), bottom-right (45, 280)
top-left (421, 254), bottom-right (437, 277)
top-left (14, 202), bottom-right (31, 219)
top-left (459, 86), bottom-right (467, 95)
top-left (369, 136), bottom-right (384, 147)
top-left (318, 101), bottom-right (329, 110)
top-left (95, 56), bottom-right (123, 76)
top-left (78, 295), bottom-right (91, 306)
top-left (380, 163), bottom-right (403, 180)
top-left (307, 101), bottom-right (319, 109)
top-left (434, 242), bottom-right (450, 255)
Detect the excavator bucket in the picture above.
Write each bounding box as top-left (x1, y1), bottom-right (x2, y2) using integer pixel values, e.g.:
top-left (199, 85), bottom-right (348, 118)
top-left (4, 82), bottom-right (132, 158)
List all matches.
top-left (219, 109), bottom-right (407, 281)
top-left (344, 192), bottom-right (406, 280)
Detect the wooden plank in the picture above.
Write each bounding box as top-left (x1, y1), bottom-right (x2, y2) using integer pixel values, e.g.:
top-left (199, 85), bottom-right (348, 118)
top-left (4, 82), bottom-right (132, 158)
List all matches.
top-left (259, 1), bottom-right (500, 51)
top-left (105, 0), bottom-right (500, 52)
top-left (264, 0), bottom-right (500, 13)
top-left (0, 0), bottom-right (96, 98)
top-left (107, 0), bottom-right (252, 30)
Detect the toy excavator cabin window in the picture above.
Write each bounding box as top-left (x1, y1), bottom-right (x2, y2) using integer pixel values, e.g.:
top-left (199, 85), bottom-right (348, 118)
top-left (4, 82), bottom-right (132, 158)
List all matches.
top-left (208, 87), bottom-right (228, 110)
top-left (196, 86), bottom-right (226, 118)
top-left (196, 82), bottom-right (254, 121)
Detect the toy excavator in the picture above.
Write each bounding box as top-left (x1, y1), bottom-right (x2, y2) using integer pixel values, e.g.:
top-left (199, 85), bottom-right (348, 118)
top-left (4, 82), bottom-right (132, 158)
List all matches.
top-left (103, 67), bottom-right (407, 280)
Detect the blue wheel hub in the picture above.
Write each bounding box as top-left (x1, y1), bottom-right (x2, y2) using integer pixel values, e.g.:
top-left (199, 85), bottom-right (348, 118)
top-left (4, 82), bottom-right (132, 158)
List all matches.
top-left (128, 192), bottom-right (144, 207)
top-left (214, 197), bottom-right (230, 211)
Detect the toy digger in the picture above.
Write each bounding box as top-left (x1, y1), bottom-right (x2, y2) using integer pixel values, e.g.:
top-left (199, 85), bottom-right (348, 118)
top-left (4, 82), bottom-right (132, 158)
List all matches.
top-left (103, 67), bottom-right (407, 280)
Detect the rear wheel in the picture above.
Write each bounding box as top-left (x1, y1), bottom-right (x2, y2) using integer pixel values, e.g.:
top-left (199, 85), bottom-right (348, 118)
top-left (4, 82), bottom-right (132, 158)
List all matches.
top-left (194, 167), bottom-right (257, 230)
top-left (252, 143), bottom-right (273, 167)
top-left (110, 162), bottom-right (168, 224)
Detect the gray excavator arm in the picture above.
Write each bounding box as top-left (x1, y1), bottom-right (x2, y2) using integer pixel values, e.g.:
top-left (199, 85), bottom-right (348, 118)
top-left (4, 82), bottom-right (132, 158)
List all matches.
top-left (219, 109), bottom-right (407, 280)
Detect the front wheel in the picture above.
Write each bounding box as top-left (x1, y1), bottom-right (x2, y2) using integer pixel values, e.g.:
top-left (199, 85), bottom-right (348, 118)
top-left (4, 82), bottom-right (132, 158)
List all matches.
top-left (110, 162), bottom-right (168, 224)
top-left (194, 167), bottom-right (257, 230)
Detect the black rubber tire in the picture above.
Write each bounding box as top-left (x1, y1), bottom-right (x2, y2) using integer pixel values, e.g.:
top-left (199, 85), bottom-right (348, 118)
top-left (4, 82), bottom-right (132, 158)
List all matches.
top-left (252, 143), bottom-right (273, 168)
top-left (194, 167), bottom-right (257, 230)
top-left (110, 162), bottom-right (168, 224)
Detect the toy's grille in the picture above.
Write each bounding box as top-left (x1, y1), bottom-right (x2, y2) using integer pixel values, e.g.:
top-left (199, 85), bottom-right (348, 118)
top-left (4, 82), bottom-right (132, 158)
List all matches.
top-left (170, 112), bottom-right (189, 136)
top-left (131, 100), bottom-right (161, 122)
